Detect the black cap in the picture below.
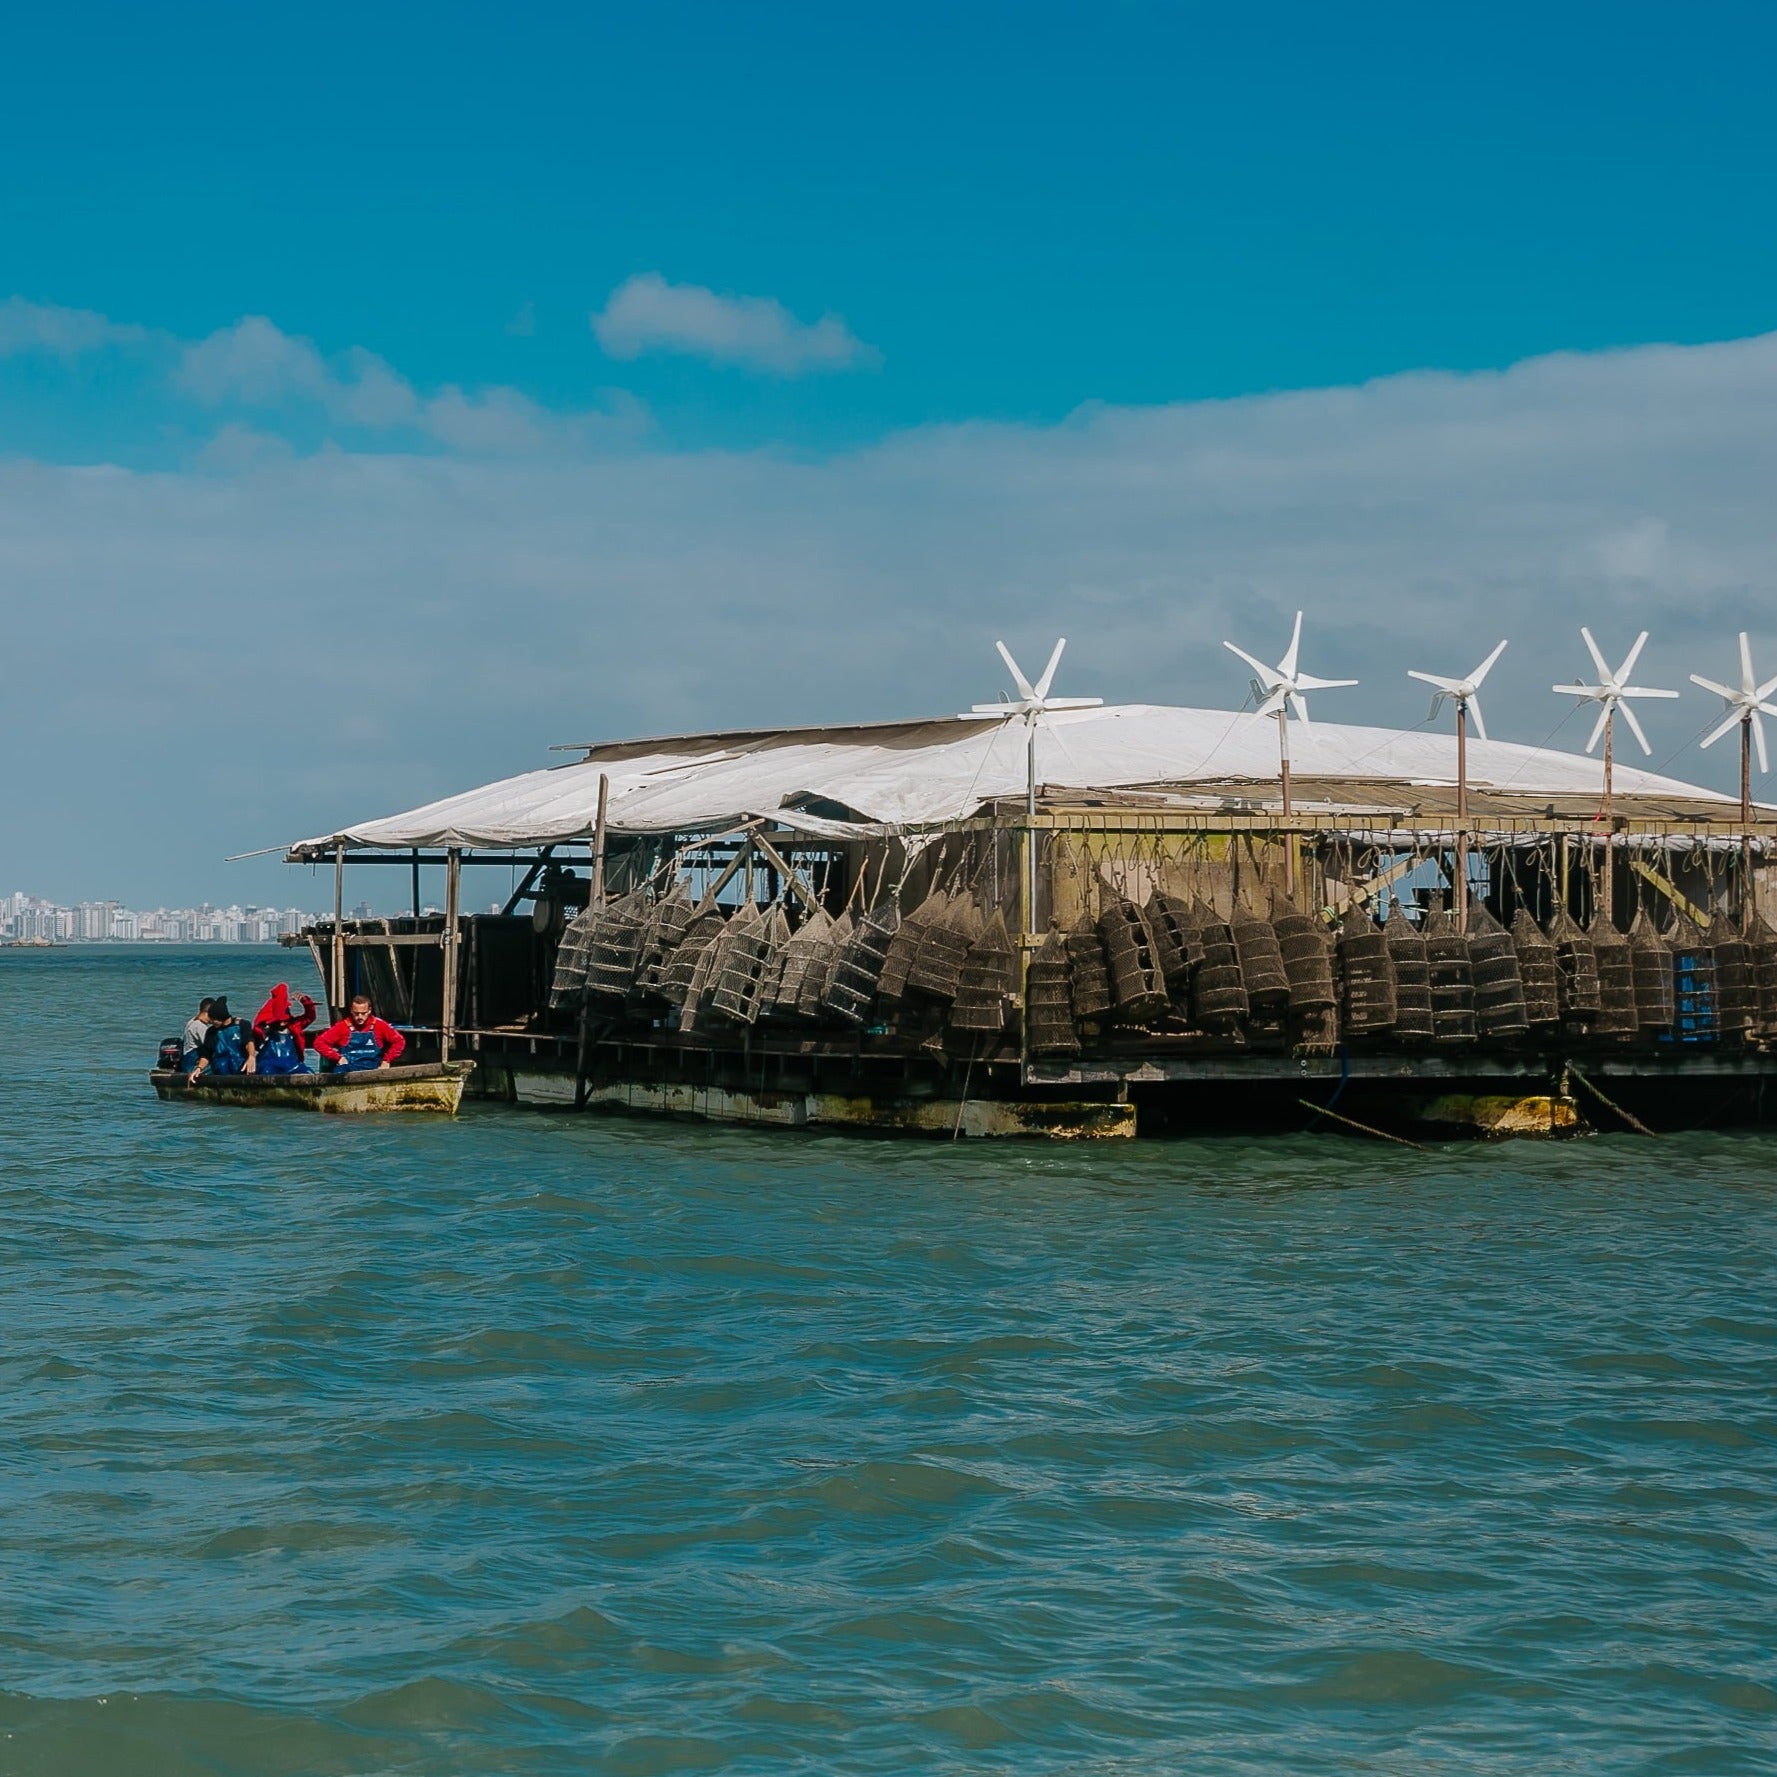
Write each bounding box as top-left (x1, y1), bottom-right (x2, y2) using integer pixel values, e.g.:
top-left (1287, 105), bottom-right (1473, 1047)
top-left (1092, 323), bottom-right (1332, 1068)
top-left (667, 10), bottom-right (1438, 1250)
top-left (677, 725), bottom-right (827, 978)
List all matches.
top-left (209, 996), bottom-right (230, 1021)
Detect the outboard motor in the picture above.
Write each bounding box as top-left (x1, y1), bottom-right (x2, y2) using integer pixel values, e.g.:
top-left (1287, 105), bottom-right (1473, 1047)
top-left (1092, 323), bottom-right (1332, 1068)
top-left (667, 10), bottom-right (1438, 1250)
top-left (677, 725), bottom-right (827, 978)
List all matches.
top-left (157, 1036), bottom-right (183, 1072)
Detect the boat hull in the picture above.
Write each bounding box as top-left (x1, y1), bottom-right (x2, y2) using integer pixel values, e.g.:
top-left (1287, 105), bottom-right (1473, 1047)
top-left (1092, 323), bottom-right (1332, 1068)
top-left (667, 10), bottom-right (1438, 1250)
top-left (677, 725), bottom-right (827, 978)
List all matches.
top-left (149, 1063), bottom-right (469, 1115)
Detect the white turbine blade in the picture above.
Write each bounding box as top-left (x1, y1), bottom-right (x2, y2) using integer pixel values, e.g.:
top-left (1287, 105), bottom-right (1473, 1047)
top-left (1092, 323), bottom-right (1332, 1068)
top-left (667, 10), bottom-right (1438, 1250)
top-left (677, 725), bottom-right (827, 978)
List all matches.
top-left (1757, 670), bottom-right (1777, 704)
top-left (963, 705), bottom-right (1014, 719)
top-left (1468, 696), bottom-right (1488, 742)
top-left (1040, 696), bottom-right (1103, 711)
top-left (1224, 639), bottom-right (1284, 688)
top-left (1033, 637), bottom-right (1067, 701)
top-left (1756, 711), bottom-right (1771, 776)
top-left (1619, 700), bottom-right (1652, 755)
top-left (1690, 674), bottom-right (1736, 702)
top-left (1616, 630), bottom-right (1649, 685)
top-left (1407, 669), bottom-right (1462, 691)
top-left (1581, 626), bottom-right (1611, 681)
top-left (1280, 611), bottom-right (1304, 679)
top-left (995, 640), bottom-right (1037, 703)
top-left (1468, 638), bottom-right (1509, 687)
top-left (1288, 690), bottom-right (1311, 725)
top-left (1700, 707), bottom-right (1743, 750)
top-left (1740, 632), bottom-right (1756, 697)
top-left (1618, 686), bottom-right (1679, 700)
top-left (1586, 703), bottom-right (1612, 754)
top-left (1553, 682), bottom-right (1603, 699)
top-left (1293, 673), bottom-right (1359, 691)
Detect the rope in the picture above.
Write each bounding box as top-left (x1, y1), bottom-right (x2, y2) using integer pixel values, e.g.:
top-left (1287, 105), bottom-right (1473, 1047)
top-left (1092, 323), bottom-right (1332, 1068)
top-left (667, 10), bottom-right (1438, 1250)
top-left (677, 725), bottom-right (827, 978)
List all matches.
top-left (1296, 1098), bottom-right (1431, 1152)
top-left (951, 1046), bottom-right (979, 1140)
top-left (1566, 1063), bottom-right (1659, 1137)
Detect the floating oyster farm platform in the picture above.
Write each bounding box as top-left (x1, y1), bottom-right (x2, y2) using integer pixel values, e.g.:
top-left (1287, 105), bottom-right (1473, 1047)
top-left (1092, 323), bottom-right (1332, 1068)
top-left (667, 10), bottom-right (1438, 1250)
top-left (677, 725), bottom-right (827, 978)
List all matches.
top-left (281, 685), bottom-right (1777, 1141)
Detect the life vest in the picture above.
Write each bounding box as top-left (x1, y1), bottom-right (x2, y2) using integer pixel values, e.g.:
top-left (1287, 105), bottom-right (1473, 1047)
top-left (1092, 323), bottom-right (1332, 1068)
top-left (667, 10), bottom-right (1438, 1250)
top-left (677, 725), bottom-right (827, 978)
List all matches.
top-left (257, 1029), bottom-right (306, 1075)
top-left (210, 1021), bottom-right (249, 1075)
top-left (338, 1028), bottom-right (386, 1071)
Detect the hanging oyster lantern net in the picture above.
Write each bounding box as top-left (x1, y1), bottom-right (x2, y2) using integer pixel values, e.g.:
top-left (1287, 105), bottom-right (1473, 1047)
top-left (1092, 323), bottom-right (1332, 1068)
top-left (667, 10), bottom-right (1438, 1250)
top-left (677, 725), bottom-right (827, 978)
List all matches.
top-left (1510, 908), bottom-right (1561, 1027)
top-left (1627, 909), bottom-right (1675, 1031)
top-left (1337, 913), bottom-right (1397, 1036)
top-left (1189, 898), bottom-right (1249, 1028)
top-left (1465, 901), bottom-right (1528, 1039)
top-left (1383, 904), bottom-right (1435, 1043)
top-left (1421, 902), bottom-right (1477, 1045)
top-left (1587, 912), bottom-right (1640, 1038)
top-left (1098, 899), bottom-right (1168, 1023)
top-left (1026, 927), bottom-right (1080, 1058)
top-left (949, 910), bottom-right (1018, 1036)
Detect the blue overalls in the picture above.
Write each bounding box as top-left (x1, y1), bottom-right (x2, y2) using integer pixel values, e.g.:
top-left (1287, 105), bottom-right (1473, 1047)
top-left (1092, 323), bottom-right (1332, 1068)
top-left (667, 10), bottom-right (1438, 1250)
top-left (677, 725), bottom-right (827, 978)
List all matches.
top-left (337, 1028), bottom-right (386, 1072)
top-left (209, 1022), bottom-right (249, 1075)
top-left (256, 1028), bottom-right (307, 1075)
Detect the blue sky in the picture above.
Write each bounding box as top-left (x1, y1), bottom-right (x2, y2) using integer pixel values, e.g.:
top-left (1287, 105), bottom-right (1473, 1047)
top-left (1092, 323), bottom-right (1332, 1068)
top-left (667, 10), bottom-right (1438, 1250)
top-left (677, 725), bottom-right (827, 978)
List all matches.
top-left (5, 3), bottom-right (1777, 902)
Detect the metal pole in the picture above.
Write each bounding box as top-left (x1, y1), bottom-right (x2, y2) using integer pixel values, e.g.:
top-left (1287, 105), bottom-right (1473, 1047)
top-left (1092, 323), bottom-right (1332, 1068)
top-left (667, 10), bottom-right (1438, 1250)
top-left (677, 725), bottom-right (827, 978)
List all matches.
top-left (1278, 708), bottom-right (1295, 899)
top-left (1455, 699), bottom-right (1469, 933)
top-left (1025, 721), bottom-right (1037, 937)
top-left (1020, 719), bottom-right (1037, 1073)
top-left (441, 847), bottom-right (461, 1065)
top-left (1743, 711), bottom-right (1754, 931)
top-left (591, 773), bottom-right (610, 906)
top-left (331, 842), bottom-right (346, 1018)
top-left (1601, 708), bottom-right (1614, 923)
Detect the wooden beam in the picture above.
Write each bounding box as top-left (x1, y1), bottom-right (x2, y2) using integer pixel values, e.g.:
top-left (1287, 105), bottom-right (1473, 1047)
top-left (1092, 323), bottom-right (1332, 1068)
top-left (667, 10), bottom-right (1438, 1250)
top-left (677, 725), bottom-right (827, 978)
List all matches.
top-left (748, 830), bottom-right (825, 914)
top-left (1631, 860), bottom-right (1708, 929)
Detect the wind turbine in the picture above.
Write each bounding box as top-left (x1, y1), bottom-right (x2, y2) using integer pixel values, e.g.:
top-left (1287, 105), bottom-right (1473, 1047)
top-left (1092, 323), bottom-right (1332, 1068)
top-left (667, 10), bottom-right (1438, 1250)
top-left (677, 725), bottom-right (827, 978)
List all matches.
top-left (1406, 639), bottom-right (1508, 932)
top-left (1223, 611), bottom-right (1358, 897)
top-left (1690, 632), bottom-right (1777, 926)
top-left (959, 638), bottom-right (1103, 940)
top-left (1552, 628), bottom-right (1678, 919)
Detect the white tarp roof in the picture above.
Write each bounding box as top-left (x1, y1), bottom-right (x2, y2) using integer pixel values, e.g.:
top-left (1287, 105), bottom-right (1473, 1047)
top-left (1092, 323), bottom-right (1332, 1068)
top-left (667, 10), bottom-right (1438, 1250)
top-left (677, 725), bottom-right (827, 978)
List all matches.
top-left (288, 702), bottom-right (1734, 855)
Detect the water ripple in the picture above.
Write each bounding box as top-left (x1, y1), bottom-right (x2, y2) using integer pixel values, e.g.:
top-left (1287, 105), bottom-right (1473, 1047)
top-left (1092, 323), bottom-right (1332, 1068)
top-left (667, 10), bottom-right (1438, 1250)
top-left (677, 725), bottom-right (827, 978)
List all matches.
top-left (2, 947), bottom-right (1775, 1774)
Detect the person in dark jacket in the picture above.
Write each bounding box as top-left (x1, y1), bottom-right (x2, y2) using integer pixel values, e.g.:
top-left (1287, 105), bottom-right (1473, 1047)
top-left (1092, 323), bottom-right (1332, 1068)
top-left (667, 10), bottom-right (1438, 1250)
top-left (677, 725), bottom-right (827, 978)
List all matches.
top-left (186, 997), bottom-right (256, 1085)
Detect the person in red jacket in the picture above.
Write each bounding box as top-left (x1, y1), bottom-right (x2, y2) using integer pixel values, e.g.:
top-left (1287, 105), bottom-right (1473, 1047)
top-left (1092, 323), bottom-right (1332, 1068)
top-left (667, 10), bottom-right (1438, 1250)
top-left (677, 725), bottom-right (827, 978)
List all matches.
top-left (314, 995), bottom-right (408, 1072)
top-left (252, 982), bottom-right (318, 1075)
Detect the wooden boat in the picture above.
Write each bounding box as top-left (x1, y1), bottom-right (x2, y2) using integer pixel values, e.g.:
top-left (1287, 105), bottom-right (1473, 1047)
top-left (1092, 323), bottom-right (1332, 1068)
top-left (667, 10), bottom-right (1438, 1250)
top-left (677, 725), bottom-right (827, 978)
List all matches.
top-left (149, 1062), bottom-right (471, 1115)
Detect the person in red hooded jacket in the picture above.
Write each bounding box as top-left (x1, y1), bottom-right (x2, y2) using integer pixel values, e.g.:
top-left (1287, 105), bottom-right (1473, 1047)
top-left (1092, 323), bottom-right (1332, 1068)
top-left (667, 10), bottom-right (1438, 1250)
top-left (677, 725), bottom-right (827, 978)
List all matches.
top-left (252, 982), bottom-right (318, 1076)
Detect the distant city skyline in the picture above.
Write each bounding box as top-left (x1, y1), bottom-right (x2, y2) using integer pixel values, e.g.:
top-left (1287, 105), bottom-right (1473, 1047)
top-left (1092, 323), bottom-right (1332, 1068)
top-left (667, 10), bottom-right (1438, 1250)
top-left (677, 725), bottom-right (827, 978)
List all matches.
top-left (1, 889), bottom-right (517, 943)
top-left (2, 890), bottom-right (321, 945)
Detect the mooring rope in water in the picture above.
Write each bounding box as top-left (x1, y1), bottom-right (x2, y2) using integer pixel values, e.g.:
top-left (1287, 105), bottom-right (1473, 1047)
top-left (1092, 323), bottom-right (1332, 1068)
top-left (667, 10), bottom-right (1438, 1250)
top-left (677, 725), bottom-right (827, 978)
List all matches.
top-left (1566, 1063), bottom-right (1659, 1137)
top-left (952, 1047), bottom-right (978, 1141)
top-left (1296, 1098), bottom-right (1431, 1153)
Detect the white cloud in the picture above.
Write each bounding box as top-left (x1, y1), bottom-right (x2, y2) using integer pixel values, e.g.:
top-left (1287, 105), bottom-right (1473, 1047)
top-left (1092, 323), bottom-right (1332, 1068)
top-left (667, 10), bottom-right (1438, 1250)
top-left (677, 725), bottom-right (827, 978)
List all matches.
top-left (0, 296), bottom-right (152, 358)
top-left (162, 313), bottom-right (646, 454)
top-left (7, 326), bottom-right (1777, 901)
top-left (591, 272), bottom-right (879, 375)
top-left (174, 316), bottom-right (422, 426)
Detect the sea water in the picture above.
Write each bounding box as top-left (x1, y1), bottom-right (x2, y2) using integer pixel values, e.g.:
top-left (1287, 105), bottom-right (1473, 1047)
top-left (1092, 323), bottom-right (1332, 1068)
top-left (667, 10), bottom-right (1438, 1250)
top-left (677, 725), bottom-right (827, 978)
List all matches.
top-left (1, 945), bottom-right (1773, 1775)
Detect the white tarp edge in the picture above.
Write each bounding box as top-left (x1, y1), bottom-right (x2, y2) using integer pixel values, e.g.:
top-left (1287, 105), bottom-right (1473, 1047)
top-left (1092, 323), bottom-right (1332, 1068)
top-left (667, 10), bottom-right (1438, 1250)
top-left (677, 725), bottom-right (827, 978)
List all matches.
top-left (287, 703), bottom-right (1736, 855)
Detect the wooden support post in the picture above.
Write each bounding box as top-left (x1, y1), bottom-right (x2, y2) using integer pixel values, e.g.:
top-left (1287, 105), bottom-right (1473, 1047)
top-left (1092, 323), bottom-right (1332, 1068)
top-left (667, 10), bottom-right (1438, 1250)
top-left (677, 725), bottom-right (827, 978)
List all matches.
top-left (750, 831), bottom-right (826, 915)
top-left (331, 842), bottom-right (346, 1019)
top-left (591, 773), bottom-right (610, 906)
top-left (441, 847), bottom-right (461, 1065)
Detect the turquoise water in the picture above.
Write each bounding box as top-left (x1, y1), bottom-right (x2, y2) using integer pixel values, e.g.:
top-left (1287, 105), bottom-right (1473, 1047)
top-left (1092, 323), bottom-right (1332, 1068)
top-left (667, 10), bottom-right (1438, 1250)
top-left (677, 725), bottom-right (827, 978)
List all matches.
top-left (3, 946), bottom-right (1774, 1775)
